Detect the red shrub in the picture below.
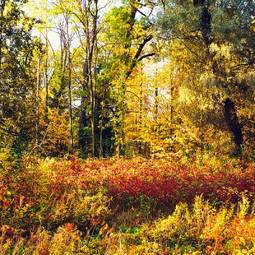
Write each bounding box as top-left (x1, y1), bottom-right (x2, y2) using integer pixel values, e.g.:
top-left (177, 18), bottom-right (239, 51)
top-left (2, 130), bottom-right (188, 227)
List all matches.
top-left (47, 158), bottom-right (255, 207)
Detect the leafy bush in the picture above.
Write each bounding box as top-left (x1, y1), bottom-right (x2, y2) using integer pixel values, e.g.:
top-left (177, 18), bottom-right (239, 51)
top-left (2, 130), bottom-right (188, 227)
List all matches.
top-left (1, 157), bottom-right (255, 254)
top-left (104, 195), bottom-right (255, 254)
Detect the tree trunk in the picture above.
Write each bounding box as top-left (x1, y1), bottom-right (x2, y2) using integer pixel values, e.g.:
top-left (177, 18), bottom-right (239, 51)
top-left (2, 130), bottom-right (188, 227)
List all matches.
top-left (223, 98), bottom-right (243, 155)
top-left (79, 58), bottom-right (89, 154)
top-left (90, 0), bottom-right (98, 157)
top-left (78, 0), bottom-right (98, 157)
top-left (193, 1), bottom-right (244, 155)
top-left (67, 42), bottom-right (73, 150)
top-left (78, 102), bottom-right (88, 154)
top-left (0, 0), bottom-right (6, 71)
top-left (65, 16), bottom-right (74, 150)
top-left (44, 17), bottom-right (49, 113)
top-left (35, 56), bottom-right (41, 148)
top-left (138, 80), bottom-right (143, 155)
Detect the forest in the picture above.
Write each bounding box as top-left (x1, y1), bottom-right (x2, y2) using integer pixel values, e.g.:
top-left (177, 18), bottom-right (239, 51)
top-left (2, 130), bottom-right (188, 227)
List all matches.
top-left (0, 0), bottom-right (255, 254)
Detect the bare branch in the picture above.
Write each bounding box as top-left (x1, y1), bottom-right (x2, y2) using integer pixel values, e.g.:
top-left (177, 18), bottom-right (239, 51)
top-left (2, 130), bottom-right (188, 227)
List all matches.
top-left (138, 53), bottom-right (156, 61)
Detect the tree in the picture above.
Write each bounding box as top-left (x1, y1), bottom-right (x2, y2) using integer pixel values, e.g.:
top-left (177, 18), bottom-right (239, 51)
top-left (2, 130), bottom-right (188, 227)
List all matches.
top-left (99, 0), bottom-right (155, 156)
top-left (158, 0), bottom-right (255, 156)
top-left (0, 0), bottom-right (40, 157)
top-left (74, 0), bottom-right (99, 157)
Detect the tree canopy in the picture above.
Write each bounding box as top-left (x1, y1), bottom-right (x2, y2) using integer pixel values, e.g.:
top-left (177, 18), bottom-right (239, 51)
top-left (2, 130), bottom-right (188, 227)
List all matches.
top-left (0, 0), bottom-right (254, 161)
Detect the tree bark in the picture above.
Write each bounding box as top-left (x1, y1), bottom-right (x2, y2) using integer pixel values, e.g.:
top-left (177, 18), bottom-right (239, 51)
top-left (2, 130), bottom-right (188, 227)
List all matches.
top-left (0, 0), bottom-right (6, 71)
top-left (66, 17), bottom-right (73, 150)
top-left (78, 97), bottom-right (88, 154)
top-left (223, 98), bottom-right (243, 155)
top-left (35, 55), bottom-right (41, 148)
top-left (78, 59), bottom-right (89, 153)
top-left (90, 0), bottom-right (98, 157)
top-left (44, 6), bottom-right (49, 114)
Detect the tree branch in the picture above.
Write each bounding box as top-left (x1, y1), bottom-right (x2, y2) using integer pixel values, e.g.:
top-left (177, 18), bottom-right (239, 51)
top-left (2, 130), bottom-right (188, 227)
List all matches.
top-left (126, 35), bottom-right (153, 78)
top-left (138, 53), bottom-right (156, 61)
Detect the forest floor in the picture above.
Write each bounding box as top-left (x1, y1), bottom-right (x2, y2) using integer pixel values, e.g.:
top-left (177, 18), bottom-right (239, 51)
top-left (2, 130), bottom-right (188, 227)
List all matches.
top-left (1, 157), bottom-right (255, 254)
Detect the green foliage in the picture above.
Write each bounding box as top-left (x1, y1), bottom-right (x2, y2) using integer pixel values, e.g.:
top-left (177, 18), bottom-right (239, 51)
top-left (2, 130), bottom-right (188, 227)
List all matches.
top-left (0, 0), bottom-right (41, 156)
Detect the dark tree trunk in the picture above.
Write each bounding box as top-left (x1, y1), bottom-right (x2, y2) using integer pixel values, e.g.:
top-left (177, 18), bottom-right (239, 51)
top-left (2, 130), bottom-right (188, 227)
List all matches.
top-left (201, 7), bottom-right (212, 45)
top-left (223, 98), bottom-right (243, 155)
top-left (44, 26), bottom-right (49, 114)
top-left (78, 104), bottom-right (88, 156)
top-left (193, 0), bottom-right (212, 46)
top-left (193, 0), bottom-right (243, 156)
top-left (79, 56), bottom-right (89, 156)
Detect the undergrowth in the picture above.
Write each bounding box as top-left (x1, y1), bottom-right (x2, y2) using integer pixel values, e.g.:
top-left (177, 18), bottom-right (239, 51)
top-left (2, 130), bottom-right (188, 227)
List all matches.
top-left (0, 157), bottom-right (255, 254)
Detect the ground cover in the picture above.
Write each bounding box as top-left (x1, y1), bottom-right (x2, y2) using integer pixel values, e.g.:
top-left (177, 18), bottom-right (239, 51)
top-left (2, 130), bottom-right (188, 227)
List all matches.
top-left (0, 158), bottom-right (255, 254)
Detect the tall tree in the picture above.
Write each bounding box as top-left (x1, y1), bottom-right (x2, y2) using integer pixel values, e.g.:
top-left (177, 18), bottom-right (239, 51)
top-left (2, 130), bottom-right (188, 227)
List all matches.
top-left (0, 0), bottom-right (40, 156)
top-left (158, 0), bottom-right (255, 156)
top-left (100, 0), bottom-right (155, 156)
top-left (72, 0), bottom-right (99, 157)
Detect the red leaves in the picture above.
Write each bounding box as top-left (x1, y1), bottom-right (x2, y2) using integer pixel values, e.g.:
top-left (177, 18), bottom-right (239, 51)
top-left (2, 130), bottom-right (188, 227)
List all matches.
top-left (63, 223), bottom-right (76, 232)
top-left (108, 172), bottom-right (179, 204)
top-left (4, 158), bottom-right (255, 214)
top-left (46, 158), bottom-right (255, 207)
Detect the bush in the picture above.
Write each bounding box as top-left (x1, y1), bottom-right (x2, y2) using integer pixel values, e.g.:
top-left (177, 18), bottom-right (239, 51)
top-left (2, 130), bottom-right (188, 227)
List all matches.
top-left (1, 157), bottom-right (255, 254)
